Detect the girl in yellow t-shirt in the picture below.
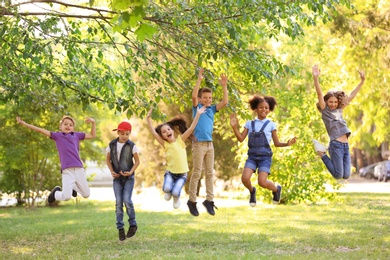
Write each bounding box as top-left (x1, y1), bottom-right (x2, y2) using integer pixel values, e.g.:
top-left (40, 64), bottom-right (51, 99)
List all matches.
top-left (146, 106), bottom-right (206, 209)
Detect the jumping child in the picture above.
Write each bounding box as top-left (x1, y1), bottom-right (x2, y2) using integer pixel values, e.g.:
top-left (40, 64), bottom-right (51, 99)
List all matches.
top-left (187, 68), bottom-right (228, 216)
top-left (312, 64), bottom-right (365, 179)
top-left (230, 95), bottom-right (296, 206)
top-left (106, 121), bottom-right (140, 241)
top-left (16, 116), bottom-right (96, 204)
top-left (146, 106), bottom-right (206, 209)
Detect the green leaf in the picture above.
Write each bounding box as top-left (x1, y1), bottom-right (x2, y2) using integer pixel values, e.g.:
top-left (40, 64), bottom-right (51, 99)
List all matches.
top-left (134, 23), bottom-right (157, 42)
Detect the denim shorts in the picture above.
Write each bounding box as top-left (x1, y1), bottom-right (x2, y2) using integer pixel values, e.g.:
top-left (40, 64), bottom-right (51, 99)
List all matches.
top-left (244, 156), bottom-right (272, 174)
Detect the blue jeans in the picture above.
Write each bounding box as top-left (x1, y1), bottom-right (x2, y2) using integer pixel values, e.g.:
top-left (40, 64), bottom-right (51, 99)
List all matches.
top-left (321, 140), bottom-right (351, 179)
top-left (113, 177), bottom-right (136, 229)
top-left (163, 171), bottom-right (187, 197)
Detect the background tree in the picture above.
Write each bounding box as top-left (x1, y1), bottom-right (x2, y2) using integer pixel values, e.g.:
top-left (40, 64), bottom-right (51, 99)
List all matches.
top-left (4, 0), bottom-right (389, 205)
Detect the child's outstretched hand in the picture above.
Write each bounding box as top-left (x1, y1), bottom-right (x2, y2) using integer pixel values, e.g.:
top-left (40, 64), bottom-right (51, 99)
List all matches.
top-left (198, 68), bottom-right (204, 81)
top-left (219, 73), bottom-right (228, 87)
top-left (358, 70), bottom-right (365, 82)
top-left (312, 64), bottom-right (320, 78)
top-left (16, 116), bottom-right (25, 125)
top-left (85, 117), bottom-right (95, 124)
top-left (146, 108), bottom-right (153, 118)
top-left (230, 113), bottom-right (238, 128)
top-left (287, 137), bottom-right (297, 146)
top-left (197, 105), bottom-right (207, 115)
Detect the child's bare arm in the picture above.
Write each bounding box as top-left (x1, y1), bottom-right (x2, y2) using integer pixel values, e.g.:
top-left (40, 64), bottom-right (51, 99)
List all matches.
top-left (106, 152), bottom-right (120, 179)
top-left (272, 130), bottom-right (297, 147)
top-left (229, 113), bottom-right (248, 142)
top-left (312, 65), bottom-right (325, 110)
top-left (146, 108), bottom-right (165, 146)
top-left (84, 117), bottom-right (96, 139)
top-left (121, 152), bottom-right (140, 177)
top-left (192, 68), bottom-right (204, 107)
top-left (216, 73), bottom-right (228, 111)
top-left (347, 70), bottom-right (365, 103)
top-left (182, 106), bottom-right (206, 141)
top-left (16, 117), bottom-right (51, 137)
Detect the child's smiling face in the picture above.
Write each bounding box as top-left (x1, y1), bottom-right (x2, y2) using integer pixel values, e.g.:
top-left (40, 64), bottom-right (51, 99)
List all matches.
top-left (161, 125), bottom-right (175, 142)
top-left (60, 118), bottom-right (74, 133)
top-left (326, 96), bottom-right (339, 110)
top-left (199, 92), bottom-right (213, 107)
top-left (255, 101), bottom-right (270, 119)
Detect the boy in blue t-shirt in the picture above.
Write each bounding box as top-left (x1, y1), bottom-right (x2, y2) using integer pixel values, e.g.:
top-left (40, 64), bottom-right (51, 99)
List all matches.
top-left (187, 68), bottom-right (228, 216)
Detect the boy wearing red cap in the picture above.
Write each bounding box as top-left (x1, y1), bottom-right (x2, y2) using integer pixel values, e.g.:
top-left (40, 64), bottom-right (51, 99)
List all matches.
top-left (106, 121), bottom-right (140, 241)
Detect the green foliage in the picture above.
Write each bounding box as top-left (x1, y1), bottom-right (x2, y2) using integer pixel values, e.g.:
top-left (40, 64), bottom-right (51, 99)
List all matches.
top-left (5, 0), bottom-right (388, 205)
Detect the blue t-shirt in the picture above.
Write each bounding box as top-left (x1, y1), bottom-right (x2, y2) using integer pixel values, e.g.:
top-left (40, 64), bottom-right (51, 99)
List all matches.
top-left (192, 104), bottom-right (217, 142)
top-left (244, 118), bottom-right (276, 144)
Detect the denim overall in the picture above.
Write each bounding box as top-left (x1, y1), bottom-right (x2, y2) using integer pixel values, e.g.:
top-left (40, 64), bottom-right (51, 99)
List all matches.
top-left (247, 120), bottom-right (273, 159)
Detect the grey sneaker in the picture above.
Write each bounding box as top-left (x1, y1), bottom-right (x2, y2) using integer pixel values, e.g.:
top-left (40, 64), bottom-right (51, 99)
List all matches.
top-left (272, 185), bottom-right (282, 204)
top-left (249, 187), bottom-right (257, 207)
top-left (187, 200), bottom-right (199, 216)
top-left (173, 197), bottom-right (181, 209)
top-left (312, 139), bottom-right (328, 153)
top-left (203, 200), bottom-right (218, 216)
top-left (118, 228), bottom-right (126, 241)
top-left (48, 186), bottom-right (61, 204)
top-left (127, 225), bottom-right (138, 238)
top-left (164, 193), bottom-right (172, 201)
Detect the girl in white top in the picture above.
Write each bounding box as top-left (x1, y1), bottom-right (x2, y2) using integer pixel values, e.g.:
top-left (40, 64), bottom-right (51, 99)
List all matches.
top-left (146, 106), bottom-right (206, 209)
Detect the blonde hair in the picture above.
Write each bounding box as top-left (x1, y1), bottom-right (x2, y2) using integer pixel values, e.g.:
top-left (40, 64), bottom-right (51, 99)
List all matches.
top-left (60, 116), bottom-right (76, 126)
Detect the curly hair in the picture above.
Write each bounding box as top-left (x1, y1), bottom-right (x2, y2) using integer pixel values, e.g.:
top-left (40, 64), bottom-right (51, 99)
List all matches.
top-left (248, 94), bottom-right (277, 111)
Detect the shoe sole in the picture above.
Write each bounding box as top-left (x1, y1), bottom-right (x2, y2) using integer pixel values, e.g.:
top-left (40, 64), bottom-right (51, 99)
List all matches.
top-left (312, 139), bottom-right (328, 153)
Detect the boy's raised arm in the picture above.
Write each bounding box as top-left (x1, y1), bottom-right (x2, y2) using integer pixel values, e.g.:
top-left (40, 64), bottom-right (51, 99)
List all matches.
top-left (85, 117), bottom-right (96, 139)
top-left (16, 116), bottom-right (51, 137)
top-left (216, 73), bottom-right (228, 111)
top-left (192, 68), bottom-right (204, 107)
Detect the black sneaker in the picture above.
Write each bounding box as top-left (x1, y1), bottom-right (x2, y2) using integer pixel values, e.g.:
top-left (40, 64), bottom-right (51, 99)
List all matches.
top-left (127, 225), bottom-right (138, 238)
top-left (272, 185), bottom-right (282, 204)
top-left (72, 190), bottom-right (77, 197)
top-left (203, 200), bottom-right (218, 216)
top-left (48, 186), bottom-right (61, 204)
top-left (187, 200), bottom-right (199, 216)
top-left (249, 187), bottom-right (256, 207)
top-left (118, 228), bottom-right (126, 241)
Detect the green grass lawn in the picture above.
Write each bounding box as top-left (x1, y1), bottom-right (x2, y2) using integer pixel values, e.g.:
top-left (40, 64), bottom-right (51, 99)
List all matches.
top-left (0, 192), bottom-right (389, 259)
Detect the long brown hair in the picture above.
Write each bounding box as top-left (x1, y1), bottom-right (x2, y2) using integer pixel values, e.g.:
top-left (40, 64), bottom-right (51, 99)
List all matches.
top-left (155, 116), bottom-right (189, 139)
top-left (316, 90), bottom-right (348, 111)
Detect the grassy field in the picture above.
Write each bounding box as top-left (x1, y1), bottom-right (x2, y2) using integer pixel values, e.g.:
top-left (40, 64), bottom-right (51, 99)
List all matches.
top-left (0, 192), bottom-right (389, 260)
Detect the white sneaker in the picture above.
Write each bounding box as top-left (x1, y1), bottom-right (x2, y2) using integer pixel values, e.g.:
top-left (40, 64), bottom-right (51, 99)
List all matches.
top-left (164, 193), bottom-right (172, 201)
top-left (173, 197), bottom-right (181, 209)
top-left (312, 139), bottom-right (328, 153)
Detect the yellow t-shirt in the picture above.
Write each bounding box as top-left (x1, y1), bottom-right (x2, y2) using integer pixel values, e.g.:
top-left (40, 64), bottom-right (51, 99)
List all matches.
top-left (164, 135), bottom-right (189, 174)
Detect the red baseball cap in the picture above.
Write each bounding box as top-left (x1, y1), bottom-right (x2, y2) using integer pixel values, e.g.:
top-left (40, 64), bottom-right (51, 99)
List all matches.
top-left (113, 121), bottom-right (132, 131)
